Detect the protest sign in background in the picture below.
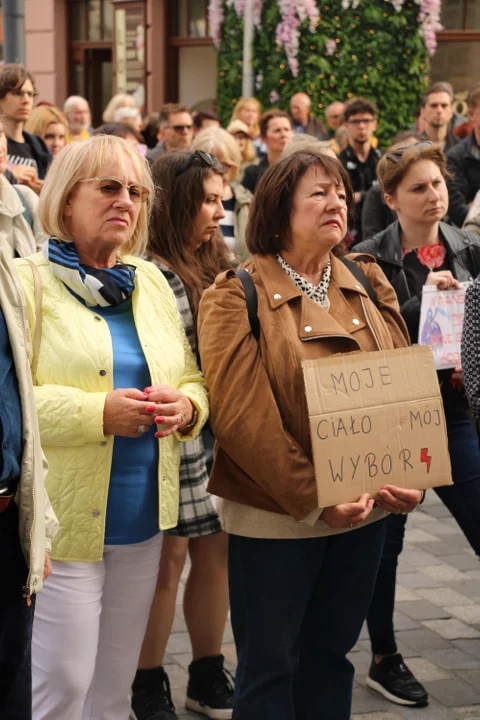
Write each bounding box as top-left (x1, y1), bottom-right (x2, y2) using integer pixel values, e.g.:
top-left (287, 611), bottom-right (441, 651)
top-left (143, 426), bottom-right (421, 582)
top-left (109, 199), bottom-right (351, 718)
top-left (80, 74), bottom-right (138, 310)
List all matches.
top-left (419, 284), bottom-right (469, 370)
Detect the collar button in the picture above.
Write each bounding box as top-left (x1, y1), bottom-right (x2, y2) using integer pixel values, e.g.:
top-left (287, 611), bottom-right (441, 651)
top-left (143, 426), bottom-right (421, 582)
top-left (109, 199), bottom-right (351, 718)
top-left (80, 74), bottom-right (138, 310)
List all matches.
top-left (274, 293), bottom-right (281, 300)
top-left (305, 325), bottom-right (312, 332)
top-left (352, 318), bottom-right (360, 326)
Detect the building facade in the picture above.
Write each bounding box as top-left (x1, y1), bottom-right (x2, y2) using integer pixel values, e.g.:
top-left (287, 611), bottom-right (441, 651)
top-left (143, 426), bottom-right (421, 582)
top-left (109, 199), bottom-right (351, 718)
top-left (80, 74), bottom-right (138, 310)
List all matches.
top-left (13, 0), bottom-right (480, 123)
top-left (23, 0), bottom-right (216, 124)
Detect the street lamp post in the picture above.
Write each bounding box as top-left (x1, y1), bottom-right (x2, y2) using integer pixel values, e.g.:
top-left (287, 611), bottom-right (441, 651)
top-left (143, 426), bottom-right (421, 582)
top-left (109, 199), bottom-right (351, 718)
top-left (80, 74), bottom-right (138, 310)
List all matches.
top-left (242, 0), bottom-right (254, 99)
top-left (3, 0), bottom-right (26, 65)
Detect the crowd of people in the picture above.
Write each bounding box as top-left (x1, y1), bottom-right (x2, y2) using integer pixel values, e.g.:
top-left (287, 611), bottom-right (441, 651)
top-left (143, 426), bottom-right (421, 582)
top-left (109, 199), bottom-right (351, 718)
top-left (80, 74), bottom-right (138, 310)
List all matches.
top-left (1, 58), bottom-right (480, 720)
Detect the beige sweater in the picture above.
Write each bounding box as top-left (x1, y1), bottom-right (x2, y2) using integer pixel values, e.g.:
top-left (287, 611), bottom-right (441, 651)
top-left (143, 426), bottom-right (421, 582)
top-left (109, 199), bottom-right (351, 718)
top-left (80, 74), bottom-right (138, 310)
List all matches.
top-left (216, 497), bottom-right (387, 539)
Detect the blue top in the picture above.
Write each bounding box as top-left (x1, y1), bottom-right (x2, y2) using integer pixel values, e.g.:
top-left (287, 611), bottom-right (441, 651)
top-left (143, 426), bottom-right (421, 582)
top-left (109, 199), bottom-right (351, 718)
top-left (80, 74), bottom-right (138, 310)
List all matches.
top-left (96, 298), bottom-right (159, 545)
top-left (0, 303), bottom-right (23, 495)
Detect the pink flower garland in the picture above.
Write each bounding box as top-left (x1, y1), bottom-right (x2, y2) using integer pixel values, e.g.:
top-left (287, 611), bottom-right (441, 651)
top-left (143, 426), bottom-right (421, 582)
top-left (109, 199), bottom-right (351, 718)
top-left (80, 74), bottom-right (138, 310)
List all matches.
top-left (275, 0), bottom-right (320, 76)
top-left (209, 0), bottom-right (225, 48)
top-left (415, 0), bottom-right (443, 56)
top-left (209, 0), bottom-right (441, 69)
top-left (325, 38), bottom-right (336, 56)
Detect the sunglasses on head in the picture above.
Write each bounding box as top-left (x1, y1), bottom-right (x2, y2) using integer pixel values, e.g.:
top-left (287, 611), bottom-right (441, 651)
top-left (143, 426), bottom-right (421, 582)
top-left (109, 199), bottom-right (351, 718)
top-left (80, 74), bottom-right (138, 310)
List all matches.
top-left (175, 150), bottom-right (222, 177)
top-left (386, 140), bottom-right (433, 163)
top-left (79, 177), bottom-right (150, 203)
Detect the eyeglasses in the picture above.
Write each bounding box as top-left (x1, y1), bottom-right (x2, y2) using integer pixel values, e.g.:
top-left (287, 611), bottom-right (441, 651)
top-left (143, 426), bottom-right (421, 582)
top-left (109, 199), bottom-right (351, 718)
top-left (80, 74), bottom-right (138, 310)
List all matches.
top-left (175, 150), bottom-right (222, 177)
top-left (347, 117), bottom-right (375, 126)
top-left (167, 124), bottom-right (193, 133)
top-left (79, 177), bottom-right (150, 203)
top-left (9, 89), bottom-right (38, 100)
top-left (386, 140), bottom-right (433, 163)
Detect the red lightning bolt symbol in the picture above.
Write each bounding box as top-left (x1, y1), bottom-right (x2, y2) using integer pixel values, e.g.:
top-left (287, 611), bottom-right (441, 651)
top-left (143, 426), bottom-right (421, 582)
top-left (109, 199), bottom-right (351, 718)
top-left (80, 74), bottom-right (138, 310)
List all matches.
top-left (421, 448), bottom-right (432, 473)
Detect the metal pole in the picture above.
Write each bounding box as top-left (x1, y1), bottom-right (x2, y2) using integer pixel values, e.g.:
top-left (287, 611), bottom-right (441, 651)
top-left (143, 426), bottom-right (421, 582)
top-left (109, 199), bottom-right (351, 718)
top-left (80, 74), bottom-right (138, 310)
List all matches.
top-left (3, 0), bottom-right (26, 65)
top-left (242, 0), bottom-right (254, 99)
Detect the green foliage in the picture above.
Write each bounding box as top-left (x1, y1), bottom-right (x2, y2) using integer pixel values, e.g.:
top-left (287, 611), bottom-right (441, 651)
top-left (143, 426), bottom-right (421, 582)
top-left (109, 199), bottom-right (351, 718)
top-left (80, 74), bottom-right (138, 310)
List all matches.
top-left (216, 6), bottom-right (245, 125)
top-left (216, 1), bottom-right (430, 147)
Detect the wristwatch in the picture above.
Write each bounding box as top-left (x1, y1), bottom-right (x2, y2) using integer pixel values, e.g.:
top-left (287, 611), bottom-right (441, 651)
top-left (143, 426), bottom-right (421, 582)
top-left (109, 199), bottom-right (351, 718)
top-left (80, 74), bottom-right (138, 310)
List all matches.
top-left (182, 405), bottom-right (198, 433)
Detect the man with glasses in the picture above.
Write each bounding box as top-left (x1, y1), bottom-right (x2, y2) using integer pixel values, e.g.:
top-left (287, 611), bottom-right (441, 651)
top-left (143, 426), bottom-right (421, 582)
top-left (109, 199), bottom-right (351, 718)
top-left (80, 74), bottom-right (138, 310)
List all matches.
top-left (146, 103), bottom-right (194, 163)
top-left (0, 65), bottom-right (52, 190)
top-left (340, 97), bottom-right (382, 243)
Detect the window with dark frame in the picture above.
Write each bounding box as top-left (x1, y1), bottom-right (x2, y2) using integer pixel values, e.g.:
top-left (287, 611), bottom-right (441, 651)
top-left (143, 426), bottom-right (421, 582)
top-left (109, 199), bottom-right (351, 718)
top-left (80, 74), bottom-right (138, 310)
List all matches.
top-left (68, 0), bottom-right (114, 43)
top-left (67, 0), bottom-right (114, 126)
top-left (170, 0), bottom-right (211, 41)
top-left (432, 0), bottom-right (480, 92)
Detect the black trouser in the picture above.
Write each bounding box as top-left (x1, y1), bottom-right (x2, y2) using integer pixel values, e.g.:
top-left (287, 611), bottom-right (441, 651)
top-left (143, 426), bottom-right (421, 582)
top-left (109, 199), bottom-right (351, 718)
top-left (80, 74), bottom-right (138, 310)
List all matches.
top-left (229, 519), bottom-right (387, 720)
top-left (367, 412), bottom-right (480, 656)
top-left (0, 501), bottom-right (35, 720)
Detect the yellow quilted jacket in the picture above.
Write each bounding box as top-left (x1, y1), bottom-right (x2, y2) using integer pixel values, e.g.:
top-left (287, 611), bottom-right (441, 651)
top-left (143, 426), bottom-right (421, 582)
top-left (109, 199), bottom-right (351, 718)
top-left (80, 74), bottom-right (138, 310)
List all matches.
top-left (15, 252), bottom-right (209, 562)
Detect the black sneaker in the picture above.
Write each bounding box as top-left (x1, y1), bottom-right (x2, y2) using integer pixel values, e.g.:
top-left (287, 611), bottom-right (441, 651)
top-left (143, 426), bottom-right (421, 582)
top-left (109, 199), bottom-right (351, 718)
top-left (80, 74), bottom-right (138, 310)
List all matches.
top-left (366, 654), bottom-right (428, 707)
top-left (185, 654), bottom-right (234, 719)
top-left (131, 666), bottom-right (177, 720)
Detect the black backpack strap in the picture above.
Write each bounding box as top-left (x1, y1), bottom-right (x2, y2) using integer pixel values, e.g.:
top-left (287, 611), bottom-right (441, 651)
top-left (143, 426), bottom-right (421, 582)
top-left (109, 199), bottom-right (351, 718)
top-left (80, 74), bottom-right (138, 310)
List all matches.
top-left (235, 260), bottom-right (377, 340)
top-left (341, 257), bottom-right (379, 309)
top-left (235, 268), bottom-right (260, 341)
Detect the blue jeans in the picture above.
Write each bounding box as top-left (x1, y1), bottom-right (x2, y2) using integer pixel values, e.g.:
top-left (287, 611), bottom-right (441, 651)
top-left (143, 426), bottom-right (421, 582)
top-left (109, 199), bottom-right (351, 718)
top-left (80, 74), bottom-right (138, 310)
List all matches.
top-left (228, 518), bottom-right (387, 720)
top-left (367, 412), bottom-right (480, 656)
top-left (0, 501), bottom-right (35, 720)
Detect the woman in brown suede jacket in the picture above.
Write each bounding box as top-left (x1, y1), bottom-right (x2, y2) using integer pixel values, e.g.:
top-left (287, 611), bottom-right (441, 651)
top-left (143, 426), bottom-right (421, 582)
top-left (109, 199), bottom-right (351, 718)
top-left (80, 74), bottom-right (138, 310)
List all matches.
top-left (198, 150), bottom-right (423, 720)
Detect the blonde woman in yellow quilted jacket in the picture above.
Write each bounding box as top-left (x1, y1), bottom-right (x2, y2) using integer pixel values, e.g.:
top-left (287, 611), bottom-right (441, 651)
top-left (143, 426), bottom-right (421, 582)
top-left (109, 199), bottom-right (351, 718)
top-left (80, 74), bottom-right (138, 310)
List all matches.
top-left (14, 135), bottom-right (208, 720)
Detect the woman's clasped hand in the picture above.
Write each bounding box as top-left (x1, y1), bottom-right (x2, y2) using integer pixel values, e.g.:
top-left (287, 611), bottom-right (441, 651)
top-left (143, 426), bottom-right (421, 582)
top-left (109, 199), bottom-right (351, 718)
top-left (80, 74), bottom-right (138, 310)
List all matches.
top-left (320, 486), bottom-right (423, 529)
top-left (103, 385), bottom-right (194, 438)
top-left (425, 269), bottom-right (461, 290)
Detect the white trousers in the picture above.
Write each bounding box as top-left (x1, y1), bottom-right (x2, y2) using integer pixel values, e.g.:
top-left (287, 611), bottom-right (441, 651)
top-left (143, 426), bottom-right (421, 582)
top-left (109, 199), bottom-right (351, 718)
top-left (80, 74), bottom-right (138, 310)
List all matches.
top-left (32, 533), bottom-right (163, 720)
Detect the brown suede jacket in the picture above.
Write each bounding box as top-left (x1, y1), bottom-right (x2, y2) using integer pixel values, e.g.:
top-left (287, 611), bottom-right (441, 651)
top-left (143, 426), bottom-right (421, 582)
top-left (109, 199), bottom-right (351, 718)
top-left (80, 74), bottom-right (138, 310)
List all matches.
top-left (198, 252), bottom-right (410, 522)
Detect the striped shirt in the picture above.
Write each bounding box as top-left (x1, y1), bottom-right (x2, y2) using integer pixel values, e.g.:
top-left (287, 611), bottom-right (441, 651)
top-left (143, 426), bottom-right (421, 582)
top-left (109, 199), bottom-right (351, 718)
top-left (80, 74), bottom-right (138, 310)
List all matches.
top-left (220, 196), bottom-right (235, 252)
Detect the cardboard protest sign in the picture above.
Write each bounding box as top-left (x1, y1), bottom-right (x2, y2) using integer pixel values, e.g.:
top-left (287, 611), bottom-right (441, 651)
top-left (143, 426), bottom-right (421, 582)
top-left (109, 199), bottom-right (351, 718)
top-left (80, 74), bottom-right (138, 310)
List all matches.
top-left (419, 284), bottom-right (469, 370)
top-left (302, 346), bottom-right (452, 507)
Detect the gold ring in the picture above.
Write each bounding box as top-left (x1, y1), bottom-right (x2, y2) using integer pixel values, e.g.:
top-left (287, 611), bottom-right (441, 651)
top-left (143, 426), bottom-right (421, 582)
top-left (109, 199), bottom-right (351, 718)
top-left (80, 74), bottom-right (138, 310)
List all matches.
top-left (178, 411), bottom-right (185, 425)
top-left (137, 424), bottom-right (146, 434)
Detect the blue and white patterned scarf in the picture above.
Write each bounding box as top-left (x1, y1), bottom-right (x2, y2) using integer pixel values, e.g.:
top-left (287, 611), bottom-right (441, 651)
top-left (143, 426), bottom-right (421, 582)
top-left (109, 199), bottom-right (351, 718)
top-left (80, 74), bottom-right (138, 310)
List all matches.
top-left (43, 238), bottom-right (136, 307)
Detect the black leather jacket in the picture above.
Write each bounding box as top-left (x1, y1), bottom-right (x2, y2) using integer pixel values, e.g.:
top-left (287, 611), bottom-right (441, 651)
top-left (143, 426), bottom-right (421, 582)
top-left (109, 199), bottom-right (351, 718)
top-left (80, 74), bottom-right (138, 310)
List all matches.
top-left (356, 220), bottom-right (480, 342)
top-left (357, 221), bottom-right (480, 413)
top-left (446, 132), bottom-right (480, 228)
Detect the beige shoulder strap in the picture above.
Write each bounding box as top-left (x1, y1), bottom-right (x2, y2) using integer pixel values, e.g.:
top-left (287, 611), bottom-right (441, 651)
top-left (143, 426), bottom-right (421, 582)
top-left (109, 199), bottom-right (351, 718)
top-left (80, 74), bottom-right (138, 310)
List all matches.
top-left (25, 258), bottom-right (42, 384)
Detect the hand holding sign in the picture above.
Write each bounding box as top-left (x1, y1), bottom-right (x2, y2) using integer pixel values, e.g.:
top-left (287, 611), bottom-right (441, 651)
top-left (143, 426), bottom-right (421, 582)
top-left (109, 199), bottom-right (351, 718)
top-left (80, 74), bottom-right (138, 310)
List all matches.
top-left (425, 270), bottom-right (461, 291)
top-left (320, 493), bottom-right (375, 529)
top-left (375, 486), bottom-right (423, 514)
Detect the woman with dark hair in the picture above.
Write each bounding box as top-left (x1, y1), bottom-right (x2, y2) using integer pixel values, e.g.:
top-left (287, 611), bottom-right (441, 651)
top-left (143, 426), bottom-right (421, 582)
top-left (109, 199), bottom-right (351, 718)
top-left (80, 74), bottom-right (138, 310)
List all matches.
top-left (356, 141), bottom-right (480, 709)
top-left (361, 131), bottom-right (423, 242)
top-left (192, 127), bottom-right (253, 262)
top-left (132, 150), bottom-right (234, 720)
top-left (198, 148), bottom-right (424, 719)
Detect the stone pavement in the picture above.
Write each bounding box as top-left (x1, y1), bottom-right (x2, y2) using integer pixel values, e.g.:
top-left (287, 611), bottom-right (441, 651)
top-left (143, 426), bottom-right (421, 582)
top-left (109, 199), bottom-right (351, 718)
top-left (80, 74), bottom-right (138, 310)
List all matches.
top-left (164, 490), bottom-right (480, 719)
